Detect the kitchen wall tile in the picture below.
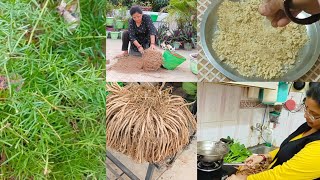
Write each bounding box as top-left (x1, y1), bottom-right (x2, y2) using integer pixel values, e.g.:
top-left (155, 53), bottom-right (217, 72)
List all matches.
top-left (239, 109), bottom-right (253, 125)
top-left (199, 122), bottom-right (221, 141)
top-left (221, 121), bottom-right (237, 139)
top-left (221, 85), bottom-right (242, 121)
top-left (236, 124), bottom-right (251, 139)
top-left (238, 138), bottom-right (249, 147)
top-left (288, 92), bottom-right (304, 105)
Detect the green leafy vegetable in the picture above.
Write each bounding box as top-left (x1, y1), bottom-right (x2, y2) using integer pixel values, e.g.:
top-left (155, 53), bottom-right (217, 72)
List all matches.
top-left (224, 137), bottom-right (252, 163)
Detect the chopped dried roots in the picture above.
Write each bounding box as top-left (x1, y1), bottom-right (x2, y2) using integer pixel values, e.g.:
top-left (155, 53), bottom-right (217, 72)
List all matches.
top-left (213, 0), bottom-right (308, 79)
top-left (236, 162), bottom-right (269, 175)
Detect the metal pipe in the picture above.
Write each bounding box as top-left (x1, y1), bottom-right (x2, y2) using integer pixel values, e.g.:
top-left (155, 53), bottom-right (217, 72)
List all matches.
top-left (106, 150), bottom-right (140, 180)
top-left (145, 163), bottom-right (155, 180)
top-left (106, 163), bottom-right (123, 180)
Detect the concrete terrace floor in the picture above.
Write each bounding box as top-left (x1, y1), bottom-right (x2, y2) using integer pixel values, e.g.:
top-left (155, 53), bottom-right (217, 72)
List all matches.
top-left (106, 39), bottom-right (198, 82)
top-left (106, 138), bottom-right (197, 180)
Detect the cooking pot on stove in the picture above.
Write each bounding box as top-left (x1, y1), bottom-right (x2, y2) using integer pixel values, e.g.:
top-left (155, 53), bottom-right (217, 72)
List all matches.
top-left (197, 140), bottom-right (229, 163)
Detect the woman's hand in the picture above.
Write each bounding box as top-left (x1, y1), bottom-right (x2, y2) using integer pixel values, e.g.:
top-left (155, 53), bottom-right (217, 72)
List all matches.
top-left (259, 0), bottom-right (294, 27)
top-left (226, 174), bottom-right (248, 180)
top-left (138, 46), bottom-right (144, 54)
top-left (245, 154), bottom-right (265, 167)
top-left (150, 43), bottom-right (156, 50)
top-left (259, 0), bottom-right (320, 27)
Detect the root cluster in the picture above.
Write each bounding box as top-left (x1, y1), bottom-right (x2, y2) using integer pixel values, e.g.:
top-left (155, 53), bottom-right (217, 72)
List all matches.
top-left (106, 83), bottom-right (196, 163)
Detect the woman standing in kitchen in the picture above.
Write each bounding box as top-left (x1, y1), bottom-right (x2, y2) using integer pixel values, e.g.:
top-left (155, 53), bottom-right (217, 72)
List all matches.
top-left (116, 6), bottom-right (157, 57)
top-left (227, 84), bottom-right (320, 180)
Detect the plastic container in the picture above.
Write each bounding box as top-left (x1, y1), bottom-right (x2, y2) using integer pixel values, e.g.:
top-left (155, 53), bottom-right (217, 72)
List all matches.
top-left (172, 42), bottom-right (181, 49)
top-left (110, 32), bottom-right (120, 39)
top-left (115, 20), bottom-right (124, 29)
top-left (184, 42), bottom-right (192, 51)
top-left (264, 123), bottom-right (274, 147)
top-left (106, 17), bottom-right (114, 26)
top-left (189, 53), bottom-right (198, 74)
top-left (162, 50), bottom-right (186, 70)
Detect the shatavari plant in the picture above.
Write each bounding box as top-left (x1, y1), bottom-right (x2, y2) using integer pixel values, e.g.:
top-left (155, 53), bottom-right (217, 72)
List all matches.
top-left (0, 0), bottom-right (106, 179)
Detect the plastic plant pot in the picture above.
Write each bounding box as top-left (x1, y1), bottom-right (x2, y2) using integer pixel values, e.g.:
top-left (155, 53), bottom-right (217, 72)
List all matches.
top-left (189, 53), bottom-right (198, 74)
top-left (110, 32), bottom-right (120, 40)
top-left (115, 20), bottom-right (124, 29)
top-left (184, 42), bottom-right (193, 51)
top-left (172, 41), bottom-right (181, 50)
top-left (106, 17), bottom-right (114, 26)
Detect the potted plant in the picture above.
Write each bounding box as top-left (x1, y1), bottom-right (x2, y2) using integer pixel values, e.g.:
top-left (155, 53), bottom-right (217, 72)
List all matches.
top-left (106, 3), bottom-right (115, 26)
top-left (181, 23), bottom-right (197, 50)
top-left (114, 6), bottom-right (128, 30)
top-left (151, 0), bottom-right (169, 12)
top-left (172, 29), bottom-right (185, 49)
top-left (157, 22), bottom-right (171, 46)
top-left (140, 1), bottom-right (153, 11)
top-left (123, 17), bottom-right (129, 29)
top-left (115, 17), bottom-right (124, 30)
top-left (161, 0), bottom-right (197, 29)
top-left (110, 27), bottom-right (120, 40)
top-left (110, 31), bottom-right (120, 40)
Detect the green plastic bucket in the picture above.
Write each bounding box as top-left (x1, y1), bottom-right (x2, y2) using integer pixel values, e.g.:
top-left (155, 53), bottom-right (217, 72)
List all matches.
top-left (116, 20), bottom-right (124, 29)
top-left (106, 17), bottom-right (114, 26)
top-left (162, 50), bottom-right (186, 70)
top-left (110, 32), bottom-right (119, 39)
top-left (150, 14), bottom-right (158, 22)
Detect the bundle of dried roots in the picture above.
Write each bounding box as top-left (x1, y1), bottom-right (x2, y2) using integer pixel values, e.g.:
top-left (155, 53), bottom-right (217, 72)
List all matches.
top-left (142, 49), bottom-right (163, 71)
top-left (106, 83), bottom-right (196, 163)
top-left (236, 162), bottom-right (269, 176)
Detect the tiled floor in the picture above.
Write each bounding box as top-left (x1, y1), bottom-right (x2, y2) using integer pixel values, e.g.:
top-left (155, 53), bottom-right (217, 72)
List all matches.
top-left (106, 138), bottom-right (197, 180)
top-left (106, 39), bottom-right (198, 82)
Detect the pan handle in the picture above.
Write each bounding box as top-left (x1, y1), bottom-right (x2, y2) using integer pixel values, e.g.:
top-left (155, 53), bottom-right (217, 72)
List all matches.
top-left (220, 138), bottom-right (233, 144)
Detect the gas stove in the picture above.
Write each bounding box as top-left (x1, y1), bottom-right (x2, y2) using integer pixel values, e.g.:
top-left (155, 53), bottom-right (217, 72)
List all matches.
top-left (197, 160), bottom-right (237, 180)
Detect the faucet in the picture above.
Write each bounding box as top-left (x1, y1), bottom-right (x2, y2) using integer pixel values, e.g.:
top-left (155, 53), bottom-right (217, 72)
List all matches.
top-left (251, 123), bottom-right (263, 132)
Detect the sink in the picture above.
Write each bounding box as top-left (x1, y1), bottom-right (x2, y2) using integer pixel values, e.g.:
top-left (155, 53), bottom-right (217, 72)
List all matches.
top-left (248, 144), bottom-right (278, 154)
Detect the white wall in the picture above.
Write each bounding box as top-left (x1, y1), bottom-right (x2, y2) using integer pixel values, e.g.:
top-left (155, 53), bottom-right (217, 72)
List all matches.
top-left (272, 91), bottom-right (305, 146)
top-left (197, 83), bottom-right (306, 147)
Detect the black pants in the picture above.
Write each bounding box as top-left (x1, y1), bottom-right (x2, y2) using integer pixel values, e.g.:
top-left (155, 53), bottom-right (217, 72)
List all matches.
top-left (121, 30), bottom-right (150, 53)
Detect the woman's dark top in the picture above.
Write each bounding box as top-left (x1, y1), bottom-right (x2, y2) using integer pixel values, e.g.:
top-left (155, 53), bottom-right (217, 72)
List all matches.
top-left (128, 14), bottom-right (157, 52)
top-left (270, 122), bottom-right (320, 179)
